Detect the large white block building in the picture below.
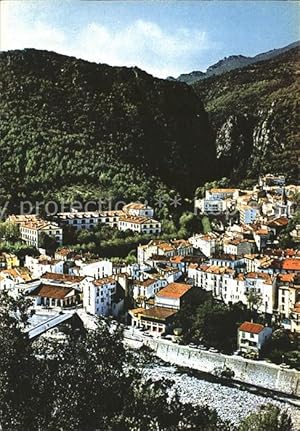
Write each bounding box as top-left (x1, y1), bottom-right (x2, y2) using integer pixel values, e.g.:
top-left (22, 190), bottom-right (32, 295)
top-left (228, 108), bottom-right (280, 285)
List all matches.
top-left (118, 215), bottom-right (161, 234)
top-left (195, 188), bottom-right (239, 215)
top-left (82, 277), bottom-right (124, 317)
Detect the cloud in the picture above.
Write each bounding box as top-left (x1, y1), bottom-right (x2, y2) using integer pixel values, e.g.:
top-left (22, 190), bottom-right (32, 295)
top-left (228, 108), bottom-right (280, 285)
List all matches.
top-left (0, 2), bottom-right (211, 78)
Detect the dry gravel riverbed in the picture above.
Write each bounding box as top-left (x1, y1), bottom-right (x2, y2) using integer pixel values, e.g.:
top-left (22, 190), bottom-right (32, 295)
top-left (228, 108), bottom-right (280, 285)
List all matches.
top-left (143, 363), bottom-right (300, 427)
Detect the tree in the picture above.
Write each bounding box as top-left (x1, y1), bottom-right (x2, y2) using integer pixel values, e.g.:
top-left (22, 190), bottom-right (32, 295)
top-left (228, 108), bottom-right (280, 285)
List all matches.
top-left (178, 212), bottom-right (202, 238)
top-left (0, 292), bottom-right (38, 430)
top-left (246, 289), bottom-right (263, 313)
top-left (0, 294), bottom-right (231, 430)
top-left (0, 221), bottom-right (20, 241)
top-left (238, 404), bottom-right (293, 431)
top-left (39, 232), bottom-right (58, 254)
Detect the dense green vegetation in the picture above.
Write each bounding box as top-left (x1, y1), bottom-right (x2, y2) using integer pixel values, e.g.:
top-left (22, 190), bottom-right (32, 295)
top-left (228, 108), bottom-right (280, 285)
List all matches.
top-left (278, 211), bottom-right (300, 249)
top-left (173, 289), bottom-right (252, 353)
top-left (0, 293), bottom-right (294, 430)
top-left (0, 49), bottom-right (215, 213)
top-left (0, 292), bottom-right (229, 430)
top-left (0, 47), bottom-right (298, 212)
top-left (193, 47), bottom-right (300, 182)
top-left (0, 221), bottom-right (38, 259)
top-left (263, 329), bottom-right (300, 371)
top-left (238, 404), bottom-right (293, 431)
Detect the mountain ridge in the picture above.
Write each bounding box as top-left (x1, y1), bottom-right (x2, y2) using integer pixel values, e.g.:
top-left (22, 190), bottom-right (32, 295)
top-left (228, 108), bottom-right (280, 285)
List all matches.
top-left (173, 40), bottom-right (300, 84)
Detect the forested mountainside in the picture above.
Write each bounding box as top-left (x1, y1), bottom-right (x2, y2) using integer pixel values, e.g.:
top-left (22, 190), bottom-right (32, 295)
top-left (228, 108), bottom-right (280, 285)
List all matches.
top-left (176, 41), bottom-right (300, 84)
top-left (0, 47), bottom-right (298, 211)
top-left (0, 49), bottom-right (214, 210)
top-left (192, 47), bottom-right (300, 182)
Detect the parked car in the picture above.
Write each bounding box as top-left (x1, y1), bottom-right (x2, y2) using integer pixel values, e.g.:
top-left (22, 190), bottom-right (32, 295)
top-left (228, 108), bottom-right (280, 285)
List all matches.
top-left (280, 363), bottom-right (291, 369)
top-left (189, 343), bottom-right (197, 349)
top-left (197, 345), bottom-right (206, 350)
top-left (209, 347), bottom-right (219, 353)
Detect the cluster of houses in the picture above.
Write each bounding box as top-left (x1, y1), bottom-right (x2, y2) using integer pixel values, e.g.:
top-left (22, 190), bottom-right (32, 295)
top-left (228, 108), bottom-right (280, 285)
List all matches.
top-left (195, 174), bottom-right (298, 223)
top-left (0, 230), bottom-right (299, 354)
top-left (0, 175), bottom-right (299, 355)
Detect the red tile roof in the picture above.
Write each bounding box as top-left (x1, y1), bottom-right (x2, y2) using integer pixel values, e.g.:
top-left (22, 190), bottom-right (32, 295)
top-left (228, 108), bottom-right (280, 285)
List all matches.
top-left (278, 273), bottom-right (296, 283)
top-left (239, 321), bottom-right (265, 334)
top-left (156, 283), bottom-right (192, 299)
top-left (30, 284), bottom-right (75, 300)
top-left (139, 306), bottom-right (177, 321)
top-left (93, 277), bottom-right (115, 286)
top-left (282, 259), bottom-right (300, 271)
top-left (170, 255), bottom-right (185, 263)
top-left (268, 217), bottom-right (289, 227)
top-left (134, 278), bottom-right (157, 287)
top-left (42, 272), bottom-right (85, 283)
top-left (246, 272), bottom-right (272, 284)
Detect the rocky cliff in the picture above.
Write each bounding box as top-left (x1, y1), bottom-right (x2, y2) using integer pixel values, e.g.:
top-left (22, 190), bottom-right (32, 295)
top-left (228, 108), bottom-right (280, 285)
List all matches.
top-left (193, 47), bottom-right (300, 182)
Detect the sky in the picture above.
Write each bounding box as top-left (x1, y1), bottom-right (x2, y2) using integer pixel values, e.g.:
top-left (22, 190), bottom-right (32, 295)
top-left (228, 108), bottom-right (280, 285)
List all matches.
top-left (1, 1), bottom-right (299, 78)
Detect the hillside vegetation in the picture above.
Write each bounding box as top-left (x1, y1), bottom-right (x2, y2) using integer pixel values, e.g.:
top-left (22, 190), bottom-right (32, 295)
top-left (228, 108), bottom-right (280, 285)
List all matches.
top-left (0, 49), bottom-right (214, 211)
top-left (193, 47), bottom-right (300, 182)
top-left (0, 47), bottom-right (298, 212)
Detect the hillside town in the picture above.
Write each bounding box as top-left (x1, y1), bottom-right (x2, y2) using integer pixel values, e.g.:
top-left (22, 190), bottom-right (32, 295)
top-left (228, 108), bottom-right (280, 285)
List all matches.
top-left (0, 173), bottom-right (299, 369)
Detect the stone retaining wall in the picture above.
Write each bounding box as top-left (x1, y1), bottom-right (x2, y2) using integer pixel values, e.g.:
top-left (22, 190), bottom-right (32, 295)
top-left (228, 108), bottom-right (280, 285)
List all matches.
top-left (143, 338), bottom-right (300, 397)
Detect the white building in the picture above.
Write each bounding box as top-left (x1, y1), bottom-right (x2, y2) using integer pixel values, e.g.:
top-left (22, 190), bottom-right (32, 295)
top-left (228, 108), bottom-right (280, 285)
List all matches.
top-left (188, 263), bottom-right (235, 299)
top-left (188, 232), bottom-right (219, 257)
top-left (239, 205), bottom-right (259, 224)
top-left (223, 239), bottom-right (256, 256)
top-left (277, 273), bottom-right (300, 333)
top-left (82, 277), bottom-right (124, 317)
top-left (238, 321), bottom-right (272, 356)
top-left (244, 272), bottom-right (276, 315)
top-left (206, 189), bottom-right (239, 200)
top-left (118, 216), bottom-right (161, 234)
top-left (56, 210), bottom-right (124, 230)
top-left (259, 174), bottom-right (285, 189)
top-left (195, 188), bottom-right (239, 215)
top-left (155, 282), bottom-right (193, 310)
top-left (253, 228), bottom-right (270, 251)
top-left (133, 278), bottom-right (167, 302)
top-left (123, 202), bottom-right (154, 218)
top-left (188, 263), bottom-right (276, 315)
top-left (25, 255), bottom-right (64, 278)
top-left (137, 239), bottom-right (193, 265)
top-left (79, 260), bottom-right (113, 279)
top-left (19, 220), bottom-right (63, 248)
top-left (129, 282), bottom-right (193, 335)
top-left (209, 254), bottom-right (245, 270)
